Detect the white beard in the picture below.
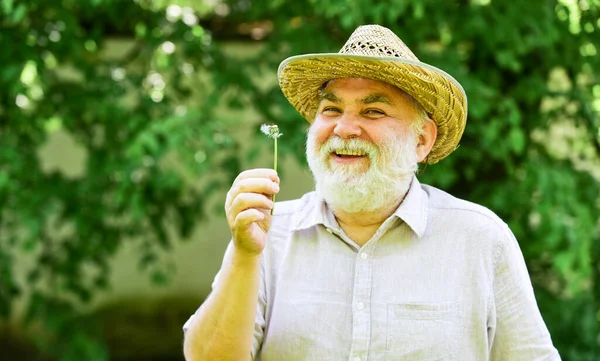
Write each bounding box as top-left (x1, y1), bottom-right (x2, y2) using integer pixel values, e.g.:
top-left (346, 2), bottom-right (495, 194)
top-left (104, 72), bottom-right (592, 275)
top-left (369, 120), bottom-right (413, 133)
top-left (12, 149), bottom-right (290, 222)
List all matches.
top-left (306, 128), bottom-right (419, 214)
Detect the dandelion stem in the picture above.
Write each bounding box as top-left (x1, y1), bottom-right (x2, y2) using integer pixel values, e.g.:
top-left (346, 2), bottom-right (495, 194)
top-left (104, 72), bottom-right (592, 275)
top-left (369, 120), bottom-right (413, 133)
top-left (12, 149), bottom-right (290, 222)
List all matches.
top-left (271, 137), bottom-right (278, 215)
top-left (274, 137), bottom-right (278, 172)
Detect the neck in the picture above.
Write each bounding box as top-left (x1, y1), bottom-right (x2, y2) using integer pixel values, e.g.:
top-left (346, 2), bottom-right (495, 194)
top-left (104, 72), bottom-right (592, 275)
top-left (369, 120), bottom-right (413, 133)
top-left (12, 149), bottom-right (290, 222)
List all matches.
top-left (333, 199), bottom-right (402, 246)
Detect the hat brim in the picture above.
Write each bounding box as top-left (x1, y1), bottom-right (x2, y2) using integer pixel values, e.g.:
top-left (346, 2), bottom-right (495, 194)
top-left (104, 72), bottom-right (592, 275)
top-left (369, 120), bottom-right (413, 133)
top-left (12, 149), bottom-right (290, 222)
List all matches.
top-left (278, 53), bottom-right (468, 164)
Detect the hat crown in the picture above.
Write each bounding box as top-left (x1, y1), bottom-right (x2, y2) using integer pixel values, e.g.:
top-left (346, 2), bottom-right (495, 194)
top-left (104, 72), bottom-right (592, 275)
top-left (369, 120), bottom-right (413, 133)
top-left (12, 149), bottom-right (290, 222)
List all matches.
top-left (339, 25), bottom-right (419, 61)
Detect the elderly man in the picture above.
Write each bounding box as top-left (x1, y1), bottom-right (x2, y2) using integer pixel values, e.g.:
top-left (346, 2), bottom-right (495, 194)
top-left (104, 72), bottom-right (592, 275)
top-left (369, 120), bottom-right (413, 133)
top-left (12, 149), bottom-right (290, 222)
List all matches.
top-left (183, 25), bottom-right (560, 361)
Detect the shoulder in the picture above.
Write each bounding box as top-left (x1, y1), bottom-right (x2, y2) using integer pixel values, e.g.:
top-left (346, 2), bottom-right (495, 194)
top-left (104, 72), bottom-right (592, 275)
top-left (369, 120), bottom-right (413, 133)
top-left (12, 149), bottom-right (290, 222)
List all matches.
top-left (262, 192), bottom-right (319, 268)
top-left (422, 184), bottom-right (506, 226)
top-left (421, 184), bottom-right (519, 272)
top-left (267, 191), bottom-right (318, 237)
top-left (421, 184), bottom-right (511, 238)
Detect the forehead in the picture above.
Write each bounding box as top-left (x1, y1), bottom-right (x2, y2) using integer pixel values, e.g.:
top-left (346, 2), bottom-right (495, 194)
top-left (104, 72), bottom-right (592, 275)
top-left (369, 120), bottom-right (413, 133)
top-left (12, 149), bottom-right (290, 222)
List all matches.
top-left (319, 78), bottom-right (412, 103)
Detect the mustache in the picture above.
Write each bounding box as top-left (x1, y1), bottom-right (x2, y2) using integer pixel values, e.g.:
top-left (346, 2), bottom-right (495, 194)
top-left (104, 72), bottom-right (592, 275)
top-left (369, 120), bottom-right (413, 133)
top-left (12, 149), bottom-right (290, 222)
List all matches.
top-left (319, 137), bottom-right (379, 158)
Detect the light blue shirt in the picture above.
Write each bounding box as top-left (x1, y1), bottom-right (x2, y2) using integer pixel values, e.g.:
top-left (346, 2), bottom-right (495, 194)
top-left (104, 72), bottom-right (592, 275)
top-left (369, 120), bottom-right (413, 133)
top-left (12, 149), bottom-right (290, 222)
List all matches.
top-left (186, 176), bottom-right (560, 361)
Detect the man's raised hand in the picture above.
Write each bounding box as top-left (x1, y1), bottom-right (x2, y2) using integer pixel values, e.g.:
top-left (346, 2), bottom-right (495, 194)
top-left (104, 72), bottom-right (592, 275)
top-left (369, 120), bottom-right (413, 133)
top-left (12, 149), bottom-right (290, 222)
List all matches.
top-left (224, 169), bottom-right (280, 256)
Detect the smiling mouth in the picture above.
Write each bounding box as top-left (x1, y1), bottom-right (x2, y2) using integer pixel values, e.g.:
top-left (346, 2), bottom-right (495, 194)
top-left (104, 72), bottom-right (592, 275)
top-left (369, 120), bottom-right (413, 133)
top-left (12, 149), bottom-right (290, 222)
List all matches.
top-left (333, 150), bottom-right (367, 158)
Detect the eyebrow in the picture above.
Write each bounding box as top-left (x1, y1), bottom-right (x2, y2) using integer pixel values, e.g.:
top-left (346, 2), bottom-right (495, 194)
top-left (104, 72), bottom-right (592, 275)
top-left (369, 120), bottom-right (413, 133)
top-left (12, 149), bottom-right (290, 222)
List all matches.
top-left (318, 91), bottom-right (341, 103)
top-left (360, 94), bottom-right (392, 105)
top-left (318, 92), bottom-right (392, 106)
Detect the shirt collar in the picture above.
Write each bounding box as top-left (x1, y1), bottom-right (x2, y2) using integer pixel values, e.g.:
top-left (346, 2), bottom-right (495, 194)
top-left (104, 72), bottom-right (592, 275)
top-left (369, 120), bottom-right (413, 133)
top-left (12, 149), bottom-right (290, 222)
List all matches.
top-left (291, 192), bottom-right (336, 231)
top-left (292, 175), bottom-right (429, 238)
top-left (392, 175), bottom-right (429, 238)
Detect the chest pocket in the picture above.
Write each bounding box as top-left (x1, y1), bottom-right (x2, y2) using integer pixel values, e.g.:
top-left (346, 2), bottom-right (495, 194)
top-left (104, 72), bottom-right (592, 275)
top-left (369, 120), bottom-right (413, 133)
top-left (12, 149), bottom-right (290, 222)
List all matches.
top-left (385, 302), bottom-right (461, 361)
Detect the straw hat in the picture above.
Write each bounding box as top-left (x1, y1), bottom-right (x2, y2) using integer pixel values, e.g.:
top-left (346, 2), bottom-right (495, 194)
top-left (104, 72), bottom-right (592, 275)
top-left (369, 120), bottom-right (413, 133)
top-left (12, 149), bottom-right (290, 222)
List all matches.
top-left (278, 24), bottom-right (468, 164)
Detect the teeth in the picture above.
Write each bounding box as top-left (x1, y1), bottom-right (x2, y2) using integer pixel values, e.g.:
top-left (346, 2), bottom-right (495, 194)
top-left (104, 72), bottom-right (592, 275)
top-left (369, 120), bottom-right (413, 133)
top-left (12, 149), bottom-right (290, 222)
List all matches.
top-left (335, 150), bottom-right (365, 156)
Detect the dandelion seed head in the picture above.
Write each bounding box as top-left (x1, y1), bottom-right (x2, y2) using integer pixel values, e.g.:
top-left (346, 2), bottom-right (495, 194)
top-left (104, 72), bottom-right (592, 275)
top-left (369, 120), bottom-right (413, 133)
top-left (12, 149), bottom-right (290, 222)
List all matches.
top-left (260, 123), bottom-right (282, 139)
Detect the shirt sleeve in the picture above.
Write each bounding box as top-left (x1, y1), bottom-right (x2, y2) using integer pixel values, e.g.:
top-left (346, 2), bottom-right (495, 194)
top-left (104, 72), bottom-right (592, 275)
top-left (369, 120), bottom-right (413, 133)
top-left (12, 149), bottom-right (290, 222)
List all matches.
top-left (489, 224), bottom-right (561, 360)
top-left (182, 241), bottom-right (268, 360)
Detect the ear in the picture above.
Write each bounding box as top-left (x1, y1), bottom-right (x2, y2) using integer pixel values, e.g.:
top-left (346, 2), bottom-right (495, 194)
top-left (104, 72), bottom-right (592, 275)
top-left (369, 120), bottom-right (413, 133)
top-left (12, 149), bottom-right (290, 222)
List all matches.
top-left (416, 118), bottom-right (437, 163)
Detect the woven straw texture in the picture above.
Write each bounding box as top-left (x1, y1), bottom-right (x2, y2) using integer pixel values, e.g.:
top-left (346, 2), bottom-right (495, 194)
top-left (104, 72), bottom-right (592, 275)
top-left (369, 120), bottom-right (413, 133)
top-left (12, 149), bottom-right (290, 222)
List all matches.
top-left (278, 25), bottom-right (468, 164)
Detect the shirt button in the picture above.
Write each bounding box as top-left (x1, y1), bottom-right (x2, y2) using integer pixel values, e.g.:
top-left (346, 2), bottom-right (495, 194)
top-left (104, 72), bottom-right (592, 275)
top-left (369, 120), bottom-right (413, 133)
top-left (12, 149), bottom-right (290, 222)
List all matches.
top-left (356, 302), bottom-right (365, 310)
top-left (360, 252), bottom-right (368, 260)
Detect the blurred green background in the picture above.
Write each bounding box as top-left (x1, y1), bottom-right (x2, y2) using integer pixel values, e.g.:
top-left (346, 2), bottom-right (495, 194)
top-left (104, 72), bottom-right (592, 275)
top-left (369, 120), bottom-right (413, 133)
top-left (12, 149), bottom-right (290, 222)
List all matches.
top-left (1, 0), bottom-right (599, 360)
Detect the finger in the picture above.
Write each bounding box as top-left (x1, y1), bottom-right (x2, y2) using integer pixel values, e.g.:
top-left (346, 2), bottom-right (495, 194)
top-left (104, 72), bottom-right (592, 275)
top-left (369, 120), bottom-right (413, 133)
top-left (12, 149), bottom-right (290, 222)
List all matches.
top-left (233, 169), bottom-right (280, 185)
top-left (229, 193), bottom-right (274, 214)
top-left (233, 208), bottom-right (266, 230)
top-left (233, 178), bottom-right (279, 198)
top-left (226, 177), bottom-right (279, 209)
top-left (227, 193), bottom-right (274, 223)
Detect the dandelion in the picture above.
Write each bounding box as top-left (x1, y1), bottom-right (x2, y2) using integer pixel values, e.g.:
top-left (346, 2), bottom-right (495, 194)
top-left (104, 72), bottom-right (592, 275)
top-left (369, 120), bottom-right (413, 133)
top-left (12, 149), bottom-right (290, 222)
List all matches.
top-left (260, 124), bottom-right (283, 213)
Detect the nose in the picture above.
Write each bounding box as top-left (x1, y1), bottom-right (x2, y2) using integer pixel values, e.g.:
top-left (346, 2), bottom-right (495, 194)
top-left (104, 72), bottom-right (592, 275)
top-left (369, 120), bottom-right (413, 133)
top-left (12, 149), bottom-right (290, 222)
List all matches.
top-left (333, 112), bottom-right (362, 139)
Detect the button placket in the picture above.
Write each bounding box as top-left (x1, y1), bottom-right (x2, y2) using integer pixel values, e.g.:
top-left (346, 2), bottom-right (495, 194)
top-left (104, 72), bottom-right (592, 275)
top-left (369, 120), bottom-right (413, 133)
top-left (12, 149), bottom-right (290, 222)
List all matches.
top-left (348, 244), bottom-right (374, 360)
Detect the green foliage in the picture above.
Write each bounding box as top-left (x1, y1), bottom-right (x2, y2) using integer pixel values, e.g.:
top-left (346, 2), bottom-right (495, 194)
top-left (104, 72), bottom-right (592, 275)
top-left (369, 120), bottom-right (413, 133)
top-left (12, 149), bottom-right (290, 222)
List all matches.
top-left (1, 0), bottom-right (599, 359)
top-left (0, 0), bottom-right (239, 358)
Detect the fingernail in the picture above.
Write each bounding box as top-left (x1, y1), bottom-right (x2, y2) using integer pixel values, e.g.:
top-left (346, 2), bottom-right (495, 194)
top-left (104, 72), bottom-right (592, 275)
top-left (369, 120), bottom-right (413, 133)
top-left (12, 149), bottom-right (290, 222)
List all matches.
top-left (273, 183), bottom-right (280, 192)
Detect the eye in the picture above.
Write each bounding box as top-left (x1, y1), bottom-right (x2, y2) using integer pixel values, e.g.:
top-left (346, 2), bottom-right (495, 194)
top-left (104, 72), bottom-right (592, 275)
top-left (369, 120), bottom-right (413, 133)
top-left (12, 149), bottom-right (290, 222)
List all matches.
top-left (322, 106), bottom-right (341, 115)
top-left (364, 109), bottom-right (385, 116)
